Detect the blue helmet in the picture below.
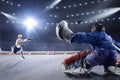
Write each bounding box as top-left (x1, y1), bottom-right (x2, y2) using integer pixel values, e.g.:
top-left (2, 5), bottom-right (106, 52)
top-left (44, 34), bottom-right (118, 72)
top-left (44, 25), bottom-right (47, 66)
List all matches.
top-left (93, 24), bottom-right (105, 32)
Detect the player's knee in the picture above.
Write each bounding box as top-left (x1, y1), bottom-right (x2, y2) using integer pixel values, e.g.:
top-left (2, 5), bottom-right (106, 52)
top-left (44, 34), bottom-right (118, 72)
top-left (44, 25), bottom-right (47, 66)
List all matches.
top-left (84, 59), bottom-right (91, 69)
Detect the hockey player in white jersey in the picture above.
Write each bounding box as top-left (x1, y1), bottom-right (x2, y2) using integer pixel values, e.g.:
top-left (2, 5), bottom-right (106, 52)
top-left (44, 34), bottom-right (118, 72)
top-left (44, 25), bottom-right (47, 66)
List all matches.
top-left (12, 34), bottom-right (31, 59)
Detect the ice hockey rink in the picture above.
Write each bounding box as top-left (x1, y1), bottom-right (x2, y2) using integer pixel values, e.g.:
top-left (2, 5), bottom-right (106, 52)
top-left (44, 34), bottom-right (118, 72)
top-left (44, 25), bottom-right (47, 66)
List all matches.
top-left (0, 0), bottom-right (120, 80)
top-left (0, 51), bottom-right (120, 80)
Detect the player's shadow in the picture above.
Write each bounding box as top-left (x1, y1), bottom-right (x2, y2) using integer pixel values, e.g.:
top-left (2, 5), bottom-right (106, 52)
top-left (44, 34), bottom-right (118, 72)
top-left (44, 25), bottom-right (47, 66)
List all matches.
top-left (64, 72), bottom-right (92, 78)
top-left (7, 60), bottom-right (23, 69)
top-left (64, 72), bottom-right (120, 79)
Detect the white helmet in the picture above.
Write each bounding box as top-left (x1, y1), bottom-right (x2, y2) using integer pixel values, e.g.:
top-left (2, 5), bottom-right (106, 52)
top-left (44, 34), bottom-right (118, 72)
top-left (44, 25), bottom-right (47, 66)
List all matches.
top-left (18, 34), bottom-right (22, 38)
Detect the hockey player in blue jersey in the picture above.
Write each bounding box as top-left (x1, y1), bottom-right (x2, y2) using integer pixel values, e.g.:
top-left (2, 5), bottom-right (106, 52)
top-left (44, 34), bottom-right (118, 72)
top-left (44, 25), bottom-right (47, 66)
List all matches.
top-left (56, 20), bottom-right (120, 75)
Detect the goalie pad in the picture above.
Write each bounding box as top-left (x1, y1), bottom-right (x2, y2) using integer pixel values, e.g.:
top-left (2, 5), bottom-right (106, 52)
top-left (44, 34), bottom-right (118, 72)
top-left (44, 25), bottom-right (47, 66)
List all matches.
top-left (63, 50), bottom-right (92, 65)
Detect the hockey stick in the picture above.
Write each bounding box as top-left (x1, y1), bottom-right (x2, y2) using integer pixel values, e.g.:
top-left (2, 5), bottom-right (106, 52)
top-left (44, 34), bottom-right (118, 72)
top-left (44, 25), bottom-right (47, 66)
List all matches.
top-left (112, 43), bottom-right (120, 51)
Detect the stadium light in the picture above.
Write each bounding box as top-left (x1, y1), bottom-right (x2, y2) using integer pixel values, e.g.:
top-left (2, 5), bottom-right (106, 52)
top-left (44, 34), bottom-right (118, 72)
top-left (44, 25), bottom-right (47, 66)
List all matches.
top-left (49, 0), bottom-right (61, 8)
top-left (1, 12), bottom-right (17, 20)
top-left (87, 7), bottom-right (120, 21)
top-left (23, 17), bottom-right (37, 30)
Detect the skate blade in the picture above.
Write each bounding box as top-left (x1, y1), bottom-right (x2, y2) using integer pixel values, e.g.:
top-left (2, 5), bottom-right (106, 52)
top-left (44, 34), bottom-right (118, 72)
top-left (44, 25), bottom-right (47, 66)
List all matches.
top-left (20, 57), bottom-right (25, 61)
top-left (109, 66), bottom-right (120, 75)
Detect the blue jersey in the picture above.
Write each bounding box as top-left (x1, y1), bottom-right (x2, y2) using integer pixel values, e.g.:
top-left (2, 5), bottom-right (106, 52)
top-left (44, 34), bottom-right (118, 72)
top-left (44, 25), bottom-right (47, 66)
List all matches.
top-left (71, 31), bottom-right (120, 50)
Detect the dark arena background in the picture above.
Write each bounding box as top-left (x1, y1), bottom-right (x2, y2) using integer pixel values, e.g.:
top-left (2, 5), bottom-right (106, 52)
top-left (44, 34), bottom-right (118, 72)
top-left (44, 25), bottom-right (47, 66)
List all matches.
top-left (0, 0), bottom-right (120, 80)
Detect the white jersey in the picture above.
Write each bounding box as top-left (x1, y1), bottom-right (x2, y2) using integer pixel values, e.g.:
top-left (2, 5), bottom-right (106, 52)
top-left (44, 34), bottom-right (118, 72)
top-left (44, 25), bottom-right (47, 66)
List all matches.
top-left (15, 38), bottom-right (28, 48)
